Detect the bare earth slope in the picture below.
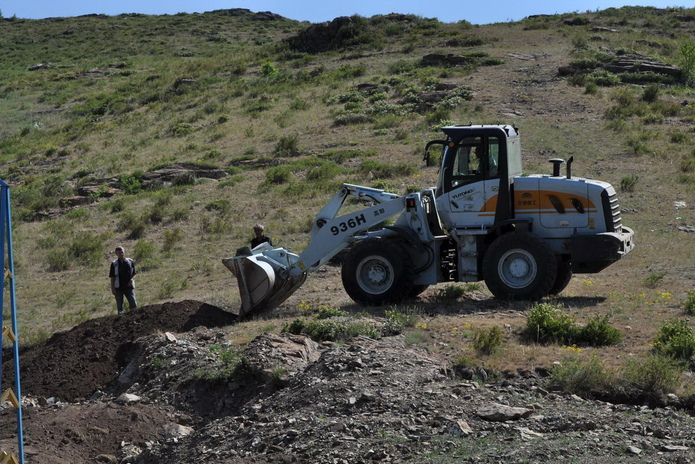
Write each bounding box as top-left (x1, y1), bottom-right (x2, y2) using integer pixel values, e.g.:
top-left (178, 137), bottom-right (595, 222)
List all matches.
top-left (1, 301), bottom-right (694, 463)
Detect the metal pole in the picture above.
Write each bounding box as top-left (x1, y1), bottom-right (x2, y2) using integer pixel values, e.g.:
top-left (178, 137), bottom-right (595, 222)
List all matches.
top-left (0, 181), bottom-right (24, 463)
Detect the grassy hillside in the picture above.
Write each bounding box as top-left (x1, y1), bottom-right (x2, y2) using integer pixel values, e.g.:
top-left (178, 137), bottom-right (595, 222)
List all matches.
top-left (3, 6), bottom-right (695, 389)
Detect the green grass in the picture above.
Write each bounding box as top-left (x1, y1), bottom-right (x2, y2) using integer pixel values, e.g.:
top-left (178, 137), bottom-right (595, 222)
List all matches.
top-left (2, 7), bottom-right (695, 394)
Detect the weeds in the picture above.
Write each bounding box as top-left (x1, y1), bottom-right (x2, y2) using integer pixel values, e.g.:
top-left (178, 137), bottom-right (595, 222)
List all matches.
top-left (652, 319), bottom-right (695, 362)
top-left (526, 303), bottom-right (622, 347)
top-left (643, 272), bottom-right (665, 288)
top-left (283, 318), bottom-right (379, 342)
top-left (382, 307), bottom-right (420, 336)
top-left (433, 283), bottom-right (481, 301)
top-left (684, 291), bottom-right (695, 315)
top-left (132, 240), bottom-right (154, 261)
top-left (550, 355), bottom-right (614, 395)
top-left (163, 228), bottom-right (183, 252)
top-left (194, 344), bottom-right (243, 381)
top-left (623, 354), bottom-right (681, 395)
top-left (526, 303), bottom-right (576, 344)
top-left (620, 174), bottom-right (639, 192)
top-left (274, 134), bottom-right (300, 156)
top-left (119, 173), bottom-right (142, 194)
top-left (472, 325), bottom-right (504, 355)
top-left (576, 314), bottom-right (623, 346)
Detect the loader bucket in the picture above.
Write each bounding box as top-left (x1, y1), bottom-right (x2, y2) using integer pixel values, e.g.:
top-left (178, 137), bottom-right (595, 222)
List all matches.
top-left (222, 245), bottom-right (306, 318)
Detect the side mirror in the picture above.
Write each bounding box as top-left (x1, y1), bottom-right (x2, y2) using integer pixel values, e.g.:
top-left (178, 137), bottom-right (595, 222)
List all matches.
top-left (424, 140), bottom-right (446, 167)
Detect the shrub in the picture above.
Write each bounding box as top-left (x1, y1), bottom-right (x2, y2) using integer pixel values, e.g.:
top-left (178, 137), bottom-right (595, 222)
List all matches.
top-left (334, 112), bottom-right (372, 126)
top-left (315, 307), bottom-right (348, 319)
top-left (172, 123), bottom-right (195, 137)
top-left (680, 42), bottom-right (695, 87)
top-left (653, 319), bottom-right (695, 361)
top-left (684, 291), bottom-right (695, 315)
top-left (261, 62), bottom-right (277, 76)
top-left (47, 249), bottom-right (70, 272)
top-left (68, 231), bottom-right (105, 266)
top-left (527, 304), bottom-right (622, 347)
top-left (284, 319), bottom-right (306, 335)
top-left (205, 199), bottom-right (231, 214)
top-left (133, 240), bottom-right (155, 261)
top-left (283, 316), bottom-right (379, 342)
top-left (433, 284), bottom-right (475, 301)
top-left (472, 325), bottom-right (504, 355)
top-left (163, 228), bottom-right (183, 252)
top-left (199, 216), bottom-right (230, 235)
top-left (550, 356), bottom-right (613, 396)
top-left (584, 82), bottom-right (598, 94)
top-left (526, 303), bottom-right (576, 344)
top-left (577, 314), bottom-right (623, 346)
top-left (171, 172), bottom-right (196, 186)
top-left (194, 345), bottom-right (243, 381)
top-left (358, 160), bottom-right (415, 179)
top-left (119, 173), bottom-right (142, 194)
top-left (274, 134), bottom-right (300, 156)
top-left (108, 198), bottom-right (125, 213)
top-left (118, 212), bottom-right (147, 239)
top-left (589, 70), bottom-right (621, 87)
top-left (620, 174), bottom-right (638, 192)
top-left (642, 84), bottom-right (660, 102)
top-left (265, 166), bottom-right (293, 184)
top-left (382, 308), bottom-right (420, 336)
top-left (623, 354), bottom-right (681, 395)
top-left (306, 162), bottom-right (344, 182)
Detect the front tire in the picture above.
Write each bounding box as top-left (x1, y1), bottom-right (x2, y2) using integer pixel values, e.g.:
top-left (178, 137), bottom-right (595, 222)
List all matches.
top-left (342, 239), bottom-right (415, 306)
top-left (482, 233), bottom-right (557, 301)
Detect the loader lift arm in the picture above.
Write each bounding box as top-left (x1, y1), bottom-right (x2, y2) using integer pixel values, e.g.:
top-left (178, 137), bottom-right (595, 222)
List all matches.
top-left (294, 183), bottom-right (404, 275)
top-left (223, 183), bottom-right (406, 316)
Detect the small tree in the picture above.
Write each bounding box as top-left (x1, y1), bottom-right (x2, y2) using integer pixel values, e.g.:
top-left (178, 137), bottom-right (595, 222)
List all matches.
top-left (680, 42), bottom-right (695, 87)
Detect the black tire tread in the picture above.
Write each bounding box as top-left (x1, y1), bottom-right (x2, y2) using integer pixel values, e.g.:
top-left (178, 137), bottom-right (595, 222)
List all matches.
top-left (341, 239), bottom-right (415, 306)
top-left (482, 232), bottom-right (557, 301)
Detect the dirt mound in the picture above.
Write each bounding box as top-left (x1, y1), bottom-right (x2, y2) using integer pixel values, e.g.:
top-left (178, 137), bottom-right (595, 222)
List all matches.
top-left (3, 300), bottom-right (237, 401)
top-left (2, 305), bottom-right (694, 463)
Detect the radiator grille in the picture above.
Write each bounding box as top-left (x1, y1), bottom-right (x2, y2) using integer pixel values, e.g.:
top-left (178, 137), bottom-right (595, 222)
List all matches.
top-left (602, 190), bottom-right (622, 232)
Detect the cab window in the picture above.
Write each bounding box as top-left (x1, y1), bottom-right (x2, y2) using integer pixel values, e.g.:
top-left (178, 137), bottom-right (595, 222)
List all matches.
top-left (450, 137), bottom-right (482, 189)
top-left (448, 136), bottom-right (501, 188)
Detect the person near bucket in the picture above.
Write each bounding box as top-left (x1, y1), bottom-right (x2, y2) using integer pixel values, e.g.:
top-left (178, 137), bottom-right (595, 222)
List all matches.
top-left (251, 224), bottom-right (272, 249)
top-left (109, 246), bottom-right (137, 314)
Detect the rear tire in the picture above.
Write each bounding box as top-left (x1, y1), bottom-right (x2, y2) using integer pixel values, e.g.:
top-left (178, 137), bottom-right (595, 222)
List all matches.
top-left (342, 239), bottom-right (415, 306)
top-left (482, 233), bottom-right (557, 301)
top-left (549, 257), bottom-right (572, 295)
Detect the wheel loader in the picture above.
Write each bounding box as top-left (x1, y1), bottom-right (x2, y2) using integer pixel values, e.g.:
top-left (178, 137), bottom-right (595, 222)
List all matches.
top-left (223, 124), bottom-right (635, 317)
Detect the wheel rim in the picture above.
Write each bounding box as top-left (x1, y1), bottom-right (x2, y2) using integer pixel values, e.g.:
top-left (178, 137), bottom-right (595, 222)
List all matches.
top-left (355, 255), bottom-right (394, 295)
top-left (497, 249), bottom-right (537, 289)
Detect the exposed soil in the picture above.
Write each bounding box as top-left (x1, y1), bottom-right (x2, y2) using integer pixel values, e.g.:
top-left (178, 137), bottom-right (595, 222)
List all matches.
top-left (1, 299), bottom-right (694, 464)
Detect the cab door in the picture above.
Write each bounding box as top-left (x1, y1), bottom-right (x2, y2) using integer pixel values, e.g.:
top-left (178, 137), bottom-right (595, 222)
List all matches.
top-left (436, 135), bottom-right (501, 230)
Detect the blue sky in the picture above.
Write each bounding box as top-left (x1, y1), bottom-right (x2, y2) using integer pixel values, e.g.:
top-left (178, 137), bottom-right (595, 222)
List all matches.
top-left (0, 1), bottom-right (686, 24)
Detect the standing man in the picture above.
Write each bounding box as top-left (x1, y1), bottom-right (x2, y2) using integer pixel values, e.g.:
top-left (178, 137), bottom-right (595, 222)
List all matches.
top-left (251, 224), bottom-right (272, 249)
top-left (109, 246), bottom-right (137, 314)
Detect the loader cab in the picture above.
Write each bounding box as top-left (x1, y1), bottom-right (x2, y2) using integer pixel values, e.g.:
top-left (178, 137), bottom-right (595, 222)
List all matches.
top-left (427, 125), bottom-right (521, 228)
